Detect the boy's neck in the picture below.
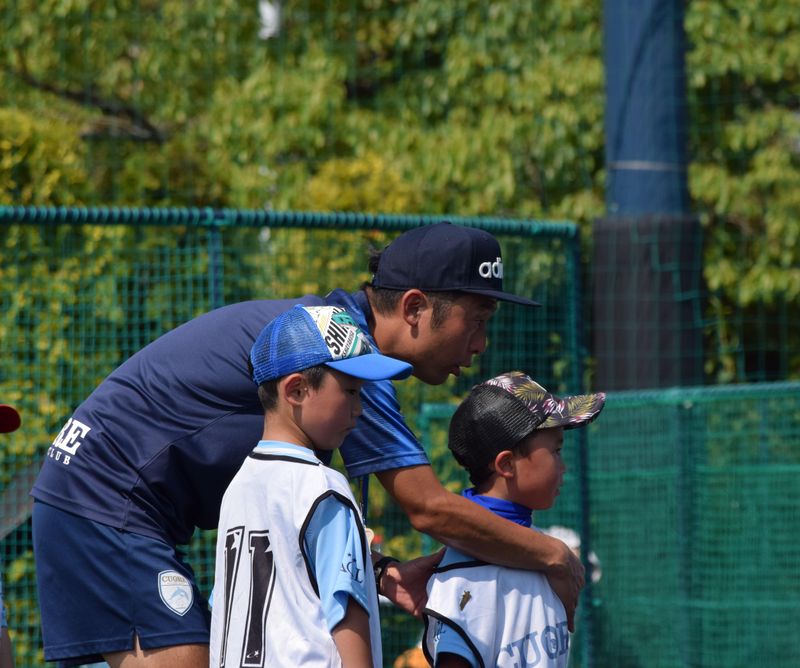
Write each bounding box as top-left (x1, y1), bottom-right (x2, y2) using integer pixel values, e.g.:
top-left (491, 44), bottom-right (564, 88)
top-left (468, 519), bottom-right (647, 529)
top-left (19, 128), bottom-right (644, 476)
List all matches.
top-left (262, 415), bottom-right (315, 451)
top-left (473, 478), bottom-right (510, 501)
top-left (472, 480), bottom-right (536, 512)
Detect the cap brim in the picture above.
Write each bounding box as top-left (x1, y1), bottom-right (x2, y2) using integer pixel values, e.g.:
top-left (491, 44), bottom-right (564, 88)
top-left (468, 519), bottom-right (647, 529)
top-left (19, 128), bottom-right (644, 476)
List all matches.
top-left (0, 404), bottom-right (21, 433)
top-left (458, 287), bottom-right (541, 307)
top-left (326, 354), bottom-right (413, 381)
top-left (539, 392), bottom-right (606, 429)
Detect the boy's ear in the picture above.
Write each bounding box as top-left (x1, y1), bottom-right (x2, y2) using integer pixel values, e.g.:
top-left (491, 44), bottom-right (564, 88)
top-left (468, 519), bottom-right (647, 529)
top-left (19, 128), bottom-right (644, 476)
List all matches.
top-left (399, 289), bottom-right (428, 326)
top-left (493, 450), bottom-right (516, 479)
top-left (282, 373), bottom-right (308, 405)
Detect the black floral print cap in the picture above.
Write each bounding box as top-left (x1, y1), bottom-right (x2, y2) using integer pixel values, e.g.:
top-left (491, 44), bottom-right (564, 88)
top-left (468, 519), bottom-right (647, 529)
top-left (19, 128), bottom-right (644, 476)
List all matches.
top-left (448, 371), bottom-right (606, 485)
top-left (482, 371), bottom-right (606, 430)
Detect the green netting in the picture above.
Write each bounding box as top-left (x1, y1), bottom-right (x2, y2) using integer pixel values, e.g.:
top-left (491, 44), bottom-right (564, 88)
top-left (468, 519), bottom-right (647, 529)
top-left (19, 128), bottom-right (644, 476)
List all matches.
top-left (419, 382), bottom-right (800, 668)
top-left (0, 207), bottom-right (581, 667)
top-left (5, 208), bottom-right (797, 667)
top-left (590, 383), bottom-right (800, 668)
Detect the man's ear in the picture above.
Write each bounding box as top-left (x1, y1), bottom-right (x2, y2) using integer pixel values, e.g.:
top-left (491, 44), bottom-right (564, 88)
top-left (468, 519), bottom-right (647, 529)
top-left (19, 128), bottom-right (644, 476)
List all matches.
top-left (493, 450), bottom-right (516, 479)
top-left (399, 289), bottom-right (428, 326)
top-left (281, 373), bottom-right (308, 406)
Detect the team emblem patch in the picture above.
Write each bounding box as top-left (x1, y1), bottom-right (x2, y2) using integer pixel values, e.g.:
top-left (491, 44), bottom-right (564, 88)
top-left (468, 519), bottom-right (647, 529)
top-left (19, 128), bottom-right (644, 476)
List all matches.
top-left (158, 570), bottom-right (194, 616)
top-left (459, 590), bottom-right (472, 610)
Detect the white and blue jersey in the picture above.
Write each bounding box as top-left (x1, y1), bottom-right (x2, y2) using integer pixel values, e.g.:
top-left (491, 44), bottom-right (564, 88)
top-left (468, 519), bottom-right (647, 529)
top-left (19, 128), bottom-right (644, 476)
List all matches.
top-left (422, 493), bottom-right (570, 668)
top-left (31, 290), bottom-right (428, 546)
top-left (423, 548), bottom-right (570, 668)
top-left (209, 441), bottom-right (382, 668)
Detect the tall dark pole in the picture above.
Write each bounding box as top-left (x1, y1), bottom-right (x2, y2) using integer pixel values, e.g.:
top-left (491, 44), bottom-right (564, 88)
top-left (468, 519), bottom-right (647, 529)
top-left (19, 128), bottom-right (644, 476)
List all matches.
top-left (594, 0), bottom-right (704, 391)
top-left (605, 0), bottom-right (690, 215)
top-left (593, 5), bottom-right (705, 665)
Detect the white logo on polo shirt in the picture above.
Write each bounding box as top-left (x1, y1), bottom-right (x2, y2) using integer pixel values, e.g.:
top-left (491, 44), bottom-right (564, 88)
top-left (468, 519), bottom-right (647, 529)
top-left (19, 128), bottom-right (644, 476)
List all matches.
top-left (48, 417), bottom-right (91, 466)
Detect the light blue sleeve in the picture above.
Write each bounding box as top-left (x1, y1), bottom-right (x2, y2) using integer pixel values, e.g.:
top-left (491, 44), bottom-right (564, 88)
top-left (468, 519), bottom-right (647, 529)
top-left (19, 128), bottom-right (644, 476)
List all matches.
top-left (433, 620), bottom-right (479, 668)
top-left (303, 494), bottom-right (371, 632)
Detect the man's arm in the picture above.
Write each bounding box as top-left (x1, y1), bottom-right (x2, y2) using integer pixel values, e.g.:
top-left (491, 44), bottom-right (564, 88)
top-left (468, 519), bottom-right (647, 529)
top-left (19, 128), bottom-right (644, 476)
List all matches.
top-left (376, 464), bottom-right (584, 630)
top-left (331, 597), bottom-right (373, 668)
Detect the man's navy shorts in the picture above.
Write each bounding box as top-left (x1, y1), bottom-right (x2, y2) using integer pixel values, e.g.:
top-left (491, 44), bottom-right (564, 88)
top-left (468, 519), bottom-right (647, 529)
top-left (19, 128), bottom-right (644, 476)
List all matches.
top-left (33, 502), bottom-right (211, 666)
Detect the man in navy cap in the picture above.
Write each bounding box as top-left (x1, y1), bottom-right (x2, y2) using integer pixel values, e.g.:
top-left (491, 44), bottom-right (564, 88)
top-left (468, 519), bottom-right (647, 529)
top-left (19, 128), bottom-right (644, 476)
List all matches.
top-left (31, 223), bottom-right (584, 667)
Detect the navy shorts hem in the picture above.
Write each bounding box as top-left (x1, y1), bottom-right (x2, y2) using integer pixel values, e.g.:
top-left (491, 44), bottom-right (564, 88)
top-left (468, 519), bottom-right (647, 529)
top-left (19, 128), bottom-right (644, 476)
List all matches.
top-left (44, 630), bottom-right (211, 664)
top-left (137, 630), bottom-right (212, 649)
top-left (43, 635), bottom-right (133, 662)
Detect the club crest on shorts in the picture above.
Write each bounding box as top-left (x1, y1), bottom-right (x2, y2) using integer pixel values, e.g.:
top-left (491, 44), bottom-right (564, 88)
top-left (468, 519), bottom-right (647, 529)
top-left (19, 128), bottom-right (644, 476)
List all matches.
top-left (158, 570), bottom-right (193, 616)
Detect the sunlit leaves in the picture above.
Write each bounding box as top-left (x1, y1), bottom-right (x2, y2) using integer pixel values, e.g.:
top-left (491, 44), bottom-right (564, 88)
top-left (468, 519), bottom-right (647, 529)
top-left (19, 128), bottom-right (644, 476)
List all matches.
top-left (0, 110), bottom-right (88, 205)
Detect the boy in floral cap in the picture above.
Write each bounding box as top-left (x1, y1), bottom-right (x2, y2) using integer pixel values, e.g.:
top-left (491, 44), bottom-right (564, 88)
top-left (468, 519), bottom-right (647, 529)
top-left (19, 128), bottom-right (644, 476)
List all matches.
top-left (422, 371), bottom-right (605, 668)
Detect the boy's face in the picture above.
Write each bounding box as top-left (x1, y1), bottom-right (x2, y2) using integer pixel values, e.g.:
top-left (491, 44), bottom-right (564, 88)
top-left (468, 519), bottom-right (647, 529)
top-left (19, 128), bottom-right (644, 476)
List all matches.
top-left (408, 293), bottom-right (497, 385)
top-left (508, 427), bottom-right (566, 511)
top-left (302, 369), bottom-right (364, 451)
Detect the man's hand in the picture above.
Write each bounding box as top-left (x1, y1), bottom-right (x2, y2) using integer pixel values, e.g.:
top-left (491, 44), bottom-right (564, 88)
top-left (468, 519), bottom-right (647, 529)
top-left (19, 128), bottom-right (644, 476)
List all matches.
top-left (544, 537), bottom-right (585, 632)
top-left (378, 549), bottom-right (444, 617)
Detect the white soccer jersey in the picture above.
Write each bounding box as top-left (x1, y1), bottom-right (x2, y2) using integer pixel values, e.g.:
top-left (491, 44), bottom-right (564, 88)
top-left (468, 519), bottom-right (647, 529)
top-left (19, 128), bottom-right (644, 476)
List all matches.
top-left (423, 549), bottom-right (570, 668)
top-left (209, 441), bottom-right (381, 668)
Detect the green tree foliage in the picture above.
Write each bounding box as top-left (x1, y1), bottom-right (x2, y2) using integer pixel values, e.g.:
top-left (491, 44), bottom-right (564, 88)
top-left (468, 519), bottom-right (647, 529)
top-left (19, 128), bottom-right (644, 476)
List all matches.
top-left (686, 0), bottom-right (800, 381)
top-left (0, 0), bottom-right (795, 517)
top-left (0, 109), bottom-right (89, 204)
top-left (1, 0), bottom-right (605, 215)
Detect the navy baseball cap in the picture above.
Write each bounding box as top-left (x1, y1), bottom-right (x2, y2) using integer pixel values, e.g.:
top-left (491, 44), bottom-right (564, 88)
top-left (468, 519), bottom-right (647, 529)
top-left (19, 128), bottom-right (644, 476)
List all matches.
top-left (0, 404), bottom-right (21, 433)
top-left (371, 222), bottom-right (540, 307)
top-left (251, 305), bottom-right (413, 385)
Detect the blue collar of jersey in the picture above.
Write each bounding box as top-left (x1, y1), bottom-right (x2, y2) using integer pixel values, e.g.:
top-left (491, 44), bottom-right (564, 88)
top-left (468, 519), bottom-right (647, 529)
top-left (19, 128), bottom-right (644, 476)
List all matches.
top-left (463, 487), bottom-right (533, 528)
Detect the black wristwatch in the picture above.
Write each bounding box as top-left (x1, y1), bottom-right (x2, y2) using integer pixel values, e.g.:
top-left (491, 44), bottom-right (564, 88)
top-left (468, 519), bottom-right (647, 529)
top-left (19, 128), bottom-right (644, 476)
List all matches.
top-left (373, 555), bottom-right (399, 595)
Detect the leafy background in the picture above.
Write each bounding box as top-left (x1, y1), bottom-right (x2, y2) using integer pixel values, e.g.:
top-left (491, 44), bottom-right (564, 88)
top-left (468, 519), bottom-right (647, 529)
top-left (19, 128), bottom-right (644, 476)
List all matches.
top-left (1, 1), bottom-right (799, 666)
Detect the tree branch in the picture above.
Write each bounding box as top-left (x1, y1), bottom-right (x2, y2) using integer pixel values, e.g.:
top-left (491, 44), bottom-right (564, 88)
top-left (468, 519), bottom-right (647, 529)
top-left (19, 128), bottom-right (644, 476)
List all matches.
top-left (7, 65), bottom-right (166, 144)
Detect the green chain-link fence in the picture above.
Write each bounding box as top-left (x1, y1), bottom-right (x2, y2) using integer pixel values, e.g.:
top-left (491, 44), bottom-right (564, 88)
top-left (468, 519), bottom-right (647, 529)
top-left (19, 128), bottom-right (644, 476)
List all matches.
top-left (4, 207), bottom-right (799, 667)
top-left (419, 381), bottom-right (800, 668)
top-left (0, 207), bottom-right (583, 667)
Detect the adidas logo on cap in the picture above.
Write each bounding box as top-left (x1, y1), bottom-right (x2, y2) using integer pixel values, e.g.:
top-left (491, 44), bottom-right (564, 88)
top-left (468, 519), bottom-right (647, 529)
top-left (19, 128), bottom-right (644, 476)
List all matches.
top-left (478, 257), bottom-right (503, 280)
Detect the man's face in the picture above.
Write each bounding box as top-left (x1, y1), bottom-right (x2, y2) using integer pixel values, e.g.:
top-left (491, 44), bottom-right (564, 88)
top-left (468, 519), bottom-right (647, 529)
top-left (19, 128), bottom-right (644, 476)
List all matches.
top-left (411, 293), bottom-right (497, 385)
